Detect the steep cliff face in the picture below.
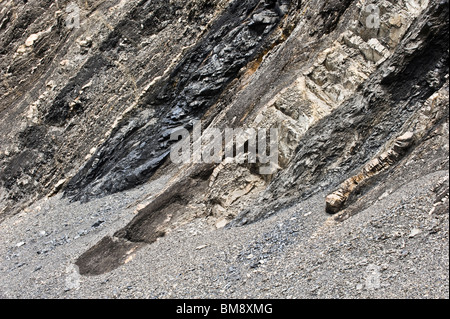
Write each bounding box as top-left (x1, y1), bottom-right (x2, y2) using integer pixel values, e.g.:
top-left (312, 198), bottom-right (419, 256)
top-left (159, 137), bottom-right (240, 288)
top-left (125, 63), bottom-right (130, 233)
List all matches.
top-left (0, 0), bottom-right (448, 298)
top-left (233, 0), bottom-right (449, 224)
top-left (0, 0), bottom-right (230, 217)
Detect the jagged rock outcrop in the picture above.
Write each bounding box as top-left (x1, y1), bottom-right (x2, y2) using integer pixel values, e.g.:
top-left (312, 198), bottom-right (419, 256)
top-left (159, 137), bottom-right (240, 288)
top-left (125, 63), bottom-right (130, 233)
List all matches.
top-left (0, 0), bottom-right (448, 290)
top-left (325, 132), bottom-right (415, 214)
top-left (63, 0), bottom-right (292, 202)
top-left (231, 0), bottom-right (448, 226)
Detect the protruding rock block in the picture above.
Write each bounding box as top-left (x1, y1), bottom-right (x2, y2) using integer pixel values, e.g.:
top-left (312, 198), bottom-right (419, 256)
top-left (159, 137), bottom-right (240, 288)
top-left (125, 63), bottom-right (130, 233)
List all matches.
top-left (326, 132), bottom-right (415, 214)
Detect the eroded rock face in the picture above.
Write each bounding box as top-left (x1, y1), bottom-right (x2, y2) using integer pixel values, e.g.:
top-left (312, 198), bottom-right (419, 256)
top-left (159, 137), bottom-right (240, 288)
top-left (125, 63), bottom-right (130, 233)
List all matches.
top-left (64, 0), bottom-right (292, 202)
top-left (0, 0), bottom-right (233, 216)
top-left (0, 0), bottom-right (448, 278)
top-left (231, 0), bottom-right (448, 225)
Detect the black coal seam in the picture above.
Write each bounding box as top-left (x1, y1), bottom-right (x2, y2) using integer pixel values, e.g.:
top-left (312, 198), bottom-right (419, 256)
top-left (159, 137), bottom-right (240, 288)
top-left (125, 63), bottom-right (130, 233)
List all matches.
top-left (290, 0), bottom-right (449, 196)
top-left (44, 54), bottom-right (111, 126)
top-left (64, 0), bottom-right (290, 202)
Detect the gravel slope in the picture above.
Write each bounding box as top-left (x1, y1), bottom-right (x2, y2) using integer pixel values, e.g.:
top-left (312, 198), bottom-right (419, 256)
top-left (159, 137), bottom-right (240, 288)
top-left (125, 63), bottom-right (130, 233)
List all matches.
top-left (0, 166), bottom-right (447, 299)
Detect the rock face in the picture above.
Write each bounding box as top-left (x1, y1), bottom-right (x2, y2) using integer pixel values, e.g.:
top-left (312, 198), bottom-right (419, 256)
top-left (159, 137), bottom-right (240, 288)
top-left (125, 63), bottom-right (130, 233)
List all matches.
top-left (0, 0), bottom-right (234, 218)
top-left (63, 0), bottom-right (291, 202)
top-left (0, 0), bottom-right (448, 298)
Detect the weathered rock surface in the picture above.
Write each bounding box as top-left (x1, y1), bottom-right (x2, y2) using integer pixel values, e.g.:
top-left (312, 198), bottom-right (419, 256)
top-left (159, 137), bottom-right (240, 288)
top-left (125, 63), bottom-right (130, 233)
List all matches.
top-left (0, 0), bottom-right (448, 298)
top-left (1, 0), bottom-right (232, 217)
top-left (325, 131), bottom-right (415, 214)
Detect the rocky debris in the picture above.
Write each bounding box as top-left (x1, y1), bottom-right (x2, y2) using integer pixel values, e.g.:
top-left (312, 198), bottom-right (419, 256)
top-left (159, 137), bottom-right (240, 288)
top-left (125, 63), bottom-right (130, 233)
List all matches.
top-left (0, 0), bottom-right (448, 300)
top-left (215, 218), bottom-right (229, 229)
top-left (408, 228), bottom-right (422, 238)
top-left (3, 162), bottom-right (447, 298)
top-left (15, 242), bottom-right (26, 248)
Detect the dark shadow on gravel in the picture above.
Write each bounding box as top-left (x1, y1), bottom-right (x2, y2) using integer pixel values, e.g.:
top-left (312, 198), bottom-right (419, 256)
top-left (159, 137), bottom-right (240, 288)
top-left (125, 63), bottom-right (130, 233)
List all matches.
top-left (76, 164), bottom-right (214, 276)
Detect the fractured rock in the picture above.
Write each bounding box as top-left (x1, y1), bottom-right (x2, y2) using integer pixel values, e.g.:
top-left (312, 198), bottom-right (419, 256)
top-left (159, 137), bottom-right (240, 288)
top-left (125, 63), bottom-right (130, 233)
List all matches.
top-left (326, 132), bottom-right (415, 214)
